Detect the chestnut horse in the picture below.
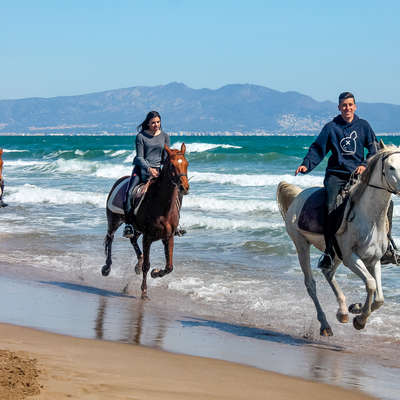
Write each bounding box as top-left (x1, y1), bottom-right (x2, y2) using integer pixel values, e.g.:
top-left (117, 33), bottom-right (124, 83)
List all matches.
top-left (101, 143), bottom-right (189, 299)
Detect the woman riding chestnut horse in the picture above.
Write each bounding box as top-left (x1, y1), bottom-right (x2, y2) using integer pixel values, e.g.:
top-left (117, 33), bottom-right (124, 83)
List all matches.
top-left (102, 111), bottom-right (189, 299)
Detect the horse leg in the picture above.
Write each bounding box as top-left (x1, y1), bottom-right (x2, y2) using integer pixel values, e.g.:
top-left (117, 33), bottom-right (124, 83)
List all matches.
top-left (102, 232), bottom-right (115, 277)
top-left (291, 237), bottom-right (332, 336)
top-left (101, 212), bottom-right (122, 276)
top-left (371, 260), bottom-right (384, 312)
top-left (343, 253), bottom-right (376, 330)
top-left (151, 236), bottom-right (174, 278)
top-left (130, 230), bottom-right (143, 275)
top-left (320, 260), bottom-right (349, 323)
top-left (140, 235), bottom-right (152, 300)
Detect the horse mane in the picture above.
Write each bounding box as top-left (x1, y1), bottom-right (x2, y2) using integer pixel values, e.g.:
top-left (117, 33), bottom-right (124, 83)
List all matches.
top-left (350, 145), bottom-right (399, 202)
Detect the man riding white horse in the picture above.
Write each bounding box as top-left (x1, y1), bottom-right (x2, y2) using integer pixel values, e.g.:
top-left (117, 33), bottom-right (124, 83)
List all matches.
top-left (295, 91), bottom-right (399, 269)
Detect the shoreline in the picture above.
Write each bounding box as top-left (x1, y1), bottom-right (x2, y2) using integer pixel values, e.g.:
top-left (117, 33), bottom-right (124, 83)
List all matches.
top-left (0, 322), bottom-right (376, 400)
top-left (0, 269), bottom-right (397, 399)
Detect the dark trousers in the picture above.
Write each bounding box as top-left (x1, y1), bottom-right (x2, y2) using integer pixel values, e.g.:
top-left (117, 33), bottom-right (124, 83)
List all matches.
top-left (323, 174), bottom-right (350, 256)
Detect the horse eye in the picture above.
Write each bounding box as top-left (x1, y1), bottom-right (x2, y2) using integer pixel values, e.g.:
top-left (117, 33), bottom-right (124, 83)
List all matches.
top-left (389, 166), bottom-right (395, 171)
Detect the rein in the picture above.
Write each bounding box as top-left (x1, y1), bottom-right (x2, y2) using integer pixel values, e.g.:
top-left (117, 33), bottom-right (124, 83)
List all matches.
top-left (366, 151), bottom-right (400, 195)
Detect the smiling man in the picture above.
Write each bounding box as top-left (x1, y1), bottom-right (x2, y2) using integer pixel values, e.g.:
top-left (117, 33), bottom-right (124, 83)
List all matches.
top-left (295, 92), bottom-right (398, 268)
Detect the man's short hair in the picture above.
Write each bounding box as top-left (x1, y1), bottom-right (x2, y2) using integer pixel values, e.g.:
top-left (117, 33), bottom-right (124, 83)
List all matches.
top-left (338, 92), bottom-right (355, 104)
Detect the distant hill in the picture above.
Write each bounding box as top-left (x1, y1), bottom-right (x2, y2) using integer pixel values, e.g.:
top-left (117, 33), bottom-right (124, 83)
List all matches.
top-left (0, 82), bottom-right (399, 134)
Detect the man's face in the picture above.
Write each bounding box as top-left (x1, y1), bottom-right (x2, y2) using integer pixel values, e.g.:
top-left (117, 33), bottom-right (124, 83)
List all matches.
top-left (338, 98), bottom-right (357, 123)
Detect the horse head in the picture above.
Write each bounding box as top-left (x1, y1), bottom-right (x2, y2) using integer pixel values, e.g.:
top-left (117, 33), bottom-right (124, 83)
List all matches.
top-left (362, 142), bottom-right (400, 195)
top-left (164, 143), bottom-right (190, 195)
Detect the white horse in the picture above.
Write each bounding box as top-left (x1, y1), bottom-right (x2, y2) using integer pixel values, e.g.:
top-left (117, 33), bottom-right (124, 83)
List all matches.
top-left (277, 142), bottom-right (400, 336)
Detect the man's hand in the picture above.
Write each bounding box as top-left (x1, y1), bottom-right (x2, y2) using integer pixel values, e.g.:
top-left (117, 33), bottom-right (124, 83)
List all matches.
top-left (355, 165), bottom-right (366, 175)
top-left (295, 165), bottom-right (308, 176)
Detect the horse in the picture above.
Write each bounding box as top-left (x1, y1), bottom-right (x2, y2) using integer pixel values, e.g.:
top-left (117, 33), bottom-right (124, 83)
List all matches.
top-left (101, 143), bottom-right (189, 299)
top-left (277, 142), bottom-right (400, 336)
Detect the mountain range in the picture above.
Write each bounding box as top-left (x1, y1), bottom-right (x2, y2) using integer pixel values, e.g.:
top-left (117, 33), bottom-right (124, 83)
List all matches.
top-left (0, 82), bottom-right (399, 134)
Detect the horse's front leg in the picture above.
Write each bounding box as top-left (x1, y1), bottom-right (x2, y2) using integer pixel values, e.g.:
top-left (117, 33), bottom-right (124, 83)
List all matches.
top-left (101, 232), bottom-right (114, 276)
top-left (151, 236), bottom-right (174, 278)
top-left (321, 260), bottom-right (349, 323)
top-left (140, 235), bottom-right (152, 300)
top-left (344, 253), bottom-right (376, 330)
top-left (371, 260), bottom-right (384, 312)
top-left (130, 230), bottom-right (143, 275)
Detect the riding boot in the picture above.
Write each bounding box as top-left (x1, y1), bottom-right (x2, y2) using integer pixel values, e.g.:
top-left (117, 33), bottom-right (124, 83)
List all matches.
top-left (381, 200), bottom-right (400, 265)
top-left (175, 226), bottom-right (187, 237)
top-left (122, 184), bottom-right (135, 239)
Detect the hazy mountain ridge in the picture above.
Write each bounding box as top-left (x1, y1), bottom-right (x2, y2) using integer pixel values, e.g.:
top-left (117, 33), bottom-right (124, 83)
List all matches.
top-left (0, 82), bottom-right (399, 134)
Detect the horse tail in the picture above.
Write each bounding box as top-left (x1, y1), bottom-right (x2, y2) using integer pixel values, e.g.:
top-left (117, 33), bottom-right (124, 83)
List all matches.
top-left (276, 181), bottom-right (302, 219)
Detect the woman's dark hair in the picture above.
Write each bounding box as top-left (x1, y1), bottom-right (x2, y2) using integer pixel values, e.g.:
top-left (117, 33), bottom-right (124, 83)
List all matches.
top-left (137, 111), bottom-right (162, 132)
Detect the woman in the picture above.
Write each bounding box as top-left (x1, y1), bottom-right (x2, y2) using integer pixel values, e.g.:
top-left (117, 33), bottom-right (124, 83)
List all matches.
top-left (123, 111), bottom-right (170, 238)
top-left (0, 149), bottom-right (7, 207)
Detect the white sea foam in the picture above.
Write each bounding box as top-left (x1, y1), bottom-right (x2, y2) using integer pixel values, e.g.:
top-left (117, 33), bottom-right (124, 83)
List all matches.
top-left (3, 149), bottom-right (29, 153)
top-left (172, 142), bottom-right (242, 153)
top-left (183, 196), bottom-right (278, 213)
top-left (190, 171), bottom-right (323, 187)
top-left (110, 150), bottom-right (129, 157)
top-left (6, 160), bottom-right (48, 168)
top-left (6, 184), bottom-right (106, 207)
top-left (180, 213), bottom-right (283, 230)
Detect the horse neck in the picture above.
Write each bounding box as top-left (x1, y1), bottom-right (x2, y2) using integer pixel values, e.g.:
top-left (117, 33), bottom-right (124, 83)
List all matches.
top-left (356, 167), bottom-right (392, 224)
top-left (151, 168), bottom-right (181, 217)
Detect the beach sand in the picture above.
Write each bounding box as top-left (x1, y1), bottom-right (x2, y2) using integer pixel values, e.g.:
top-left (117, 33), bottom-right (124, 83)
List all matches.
top-left (0, 265), bottom-right (394, 399)
top-left (0, 322), bottom-right (376, 400)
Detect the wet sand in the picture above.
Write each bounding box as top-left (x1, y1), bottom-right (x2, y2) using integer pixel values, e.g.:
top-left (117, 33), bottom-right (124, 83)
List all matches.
top-left (0, 266), bottom-right (396, 399)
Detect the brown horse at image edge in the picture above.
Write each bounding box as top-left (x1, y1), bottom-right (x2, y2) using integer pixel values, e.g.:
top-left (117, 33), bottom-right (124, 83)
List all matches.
top-left (102, 143), bottom-right (189, 299)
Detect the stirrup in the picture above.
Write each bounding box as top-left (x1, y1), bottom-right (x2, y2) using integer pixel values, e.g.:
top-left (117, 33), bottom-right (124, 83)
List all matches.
top-left (381, 246), bottom-right (400, 265)
top-left (317, 253), bottom-right (333, 270)
top-left (123, 224), bottom-right (134, 238)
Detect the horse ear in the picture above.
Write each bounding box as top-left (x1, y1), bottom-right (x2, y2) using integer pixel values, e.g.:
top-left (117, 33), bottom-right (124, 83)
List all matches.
top-left (181, 143), bottom-right (186, 154)
top-left (164, 144), bottom-right (172, 156)
top-left (379, 139), bottom-right (386, 150)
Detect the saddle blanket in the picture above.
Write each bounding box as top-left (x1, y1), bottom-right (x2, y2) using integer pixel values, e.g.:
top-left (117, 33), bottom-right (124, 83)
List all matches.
top-left (298, 188), bottom-right (348, 235)
top-left (107, 178), bottom-right (148, 215)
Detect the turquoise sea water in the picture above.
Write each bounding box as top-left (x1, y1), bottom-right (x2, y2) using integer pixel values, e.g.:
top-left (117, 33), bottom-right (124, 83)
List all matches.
top-left (1, 134), bottom-right (400, 364)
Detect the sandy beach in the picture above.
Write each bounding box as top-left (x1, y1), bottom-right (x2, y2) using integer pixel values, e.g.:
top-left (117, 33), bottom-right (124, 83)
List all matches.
top-left (0, 322), bottom-right (378, 400)
top-left (0, 265), bottom-right (391, 399)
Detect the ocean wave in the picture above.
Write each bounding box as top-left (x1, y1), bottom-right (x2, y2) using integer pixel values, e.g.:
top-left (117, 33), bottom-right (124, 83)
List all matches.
top-left (3, 149), bottom-right (29, 153)
top-left (6, 184), bottom-right (106, 207)
top-left (180, 213), bottom-right (283, 231)
top-left (189, 171), bottom-right (323, 187)
top-left (183, 196), bottom-right (278, 213)
top-left (172, 141), bottom-right (242, 153)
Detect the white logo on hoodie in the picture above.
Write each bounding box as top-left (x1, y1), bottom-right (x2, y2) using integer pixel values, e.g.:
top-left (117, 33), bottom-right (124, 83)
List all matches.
top-left (340, 131), bottom-right (357, 155)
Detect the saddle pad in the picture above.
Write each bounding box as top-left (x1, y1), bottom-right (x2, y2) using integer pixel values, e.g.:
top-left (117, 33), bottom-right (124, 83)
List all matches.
top-left (298, 188), bottom-right (326, 234)
top-left (298, 188), bottom-right (348, 235)
top-left (107, 178), bottom-right (129, 215)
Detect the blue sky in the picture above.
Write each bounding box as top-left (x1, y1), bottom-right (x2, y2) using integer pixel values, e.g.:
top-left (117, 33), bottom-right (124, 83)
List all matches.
top-left (1, 0), bottom-right (399, 104)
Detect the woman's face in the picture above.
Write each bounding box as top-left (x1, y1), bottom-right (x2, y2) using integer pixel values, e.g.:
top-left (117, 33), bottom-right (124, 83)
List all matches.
top-left (147, 117), bottom-right (161, 133)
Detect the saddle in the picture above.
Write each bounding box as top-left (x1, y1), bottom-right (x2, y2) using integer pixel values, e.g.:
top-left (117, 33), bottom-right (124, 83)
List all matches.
top-left (107, 178), bottom-right (150, 216)
top-left (298, 188), bottom-right (350, 235)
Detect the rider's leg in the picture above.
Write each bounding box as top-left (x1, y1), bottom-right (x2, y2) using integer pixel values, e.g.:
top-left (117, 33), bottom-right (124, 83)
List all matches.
top-left (0, 179), bottom-right (7, 208)
top-left (123, 167), bottom-right (141, 238)
top-left (318, 174), bottom-right (348, 269)
top-left (381, 200), bottom-right (400, 265)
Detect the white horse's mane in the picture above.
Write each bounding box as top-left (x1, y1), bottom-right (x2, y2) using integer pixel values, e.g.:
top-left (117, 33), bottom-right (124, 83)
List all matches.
top-left (350, 145), bottom-right (400, 202)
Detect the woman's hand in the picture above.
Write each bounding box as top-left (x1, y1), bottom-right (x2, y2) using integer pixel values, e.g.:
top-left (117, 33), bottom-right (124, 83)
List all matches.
top-left (149, 167), bottom-right (159, 178)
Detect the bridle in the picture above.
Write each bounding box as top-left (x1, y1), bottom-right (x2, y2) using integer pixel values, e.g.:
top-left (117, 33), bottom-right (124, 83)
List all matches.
top-left (367, 151), bottom-right (400, 195)
top-left (165, 156), bottom-right (188, 192)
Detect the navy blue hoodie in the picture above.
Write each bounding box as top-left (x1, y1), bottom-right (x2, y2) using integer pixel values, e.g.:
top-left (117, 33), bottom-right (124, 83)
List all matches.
top-left (301, 114), bottom-right (378, 177)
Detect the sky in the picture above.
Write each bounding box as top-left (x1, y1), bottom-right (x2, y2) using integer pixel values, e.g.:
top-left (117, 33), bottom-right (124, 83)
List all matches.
top-left (1, 0), bottom-right (400, 104)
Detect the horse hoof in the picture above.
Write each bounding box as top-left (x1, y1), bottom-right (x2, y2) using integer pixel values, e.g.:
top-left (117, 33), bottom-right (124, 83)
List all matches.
top-left (336, 312), bottom-right (349, 323)
top-left (135, 265), bottom-right (141, 275)
top-left (122, 284), bottom-right (128, 294)
top-left (151, 269), bottom-right (159, 278)
top-left (101, 265), bottom-right (111, 276)
top-left (349, 303), bottom-right (362, 314)
top-left (353, 316), bottom-right (366, 330)
top-left (320, 327), bottom-right (333, 336)
top-left (141, 293), bottom-right (150, 300)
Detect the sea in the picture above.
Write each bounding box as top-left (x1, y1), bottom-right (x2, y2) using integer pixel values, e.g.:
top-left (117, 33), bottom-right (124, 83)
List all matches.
top-left (1, 134), bottom-right (400, 374)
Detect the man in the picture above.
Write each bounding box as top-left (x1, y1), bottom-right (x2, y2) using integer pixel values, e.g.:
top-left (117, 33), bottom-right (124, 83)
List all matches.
top-left (295, 91), bottom-right (398, 268)
top-left (0, 148), bottom-right (7, 207)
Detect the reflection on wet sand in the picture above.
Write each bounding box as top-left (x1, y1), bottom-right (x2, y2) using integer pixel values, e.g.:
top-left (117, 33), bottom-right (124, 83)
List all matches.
top-left (0, 275), bottom-right (397, 400)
